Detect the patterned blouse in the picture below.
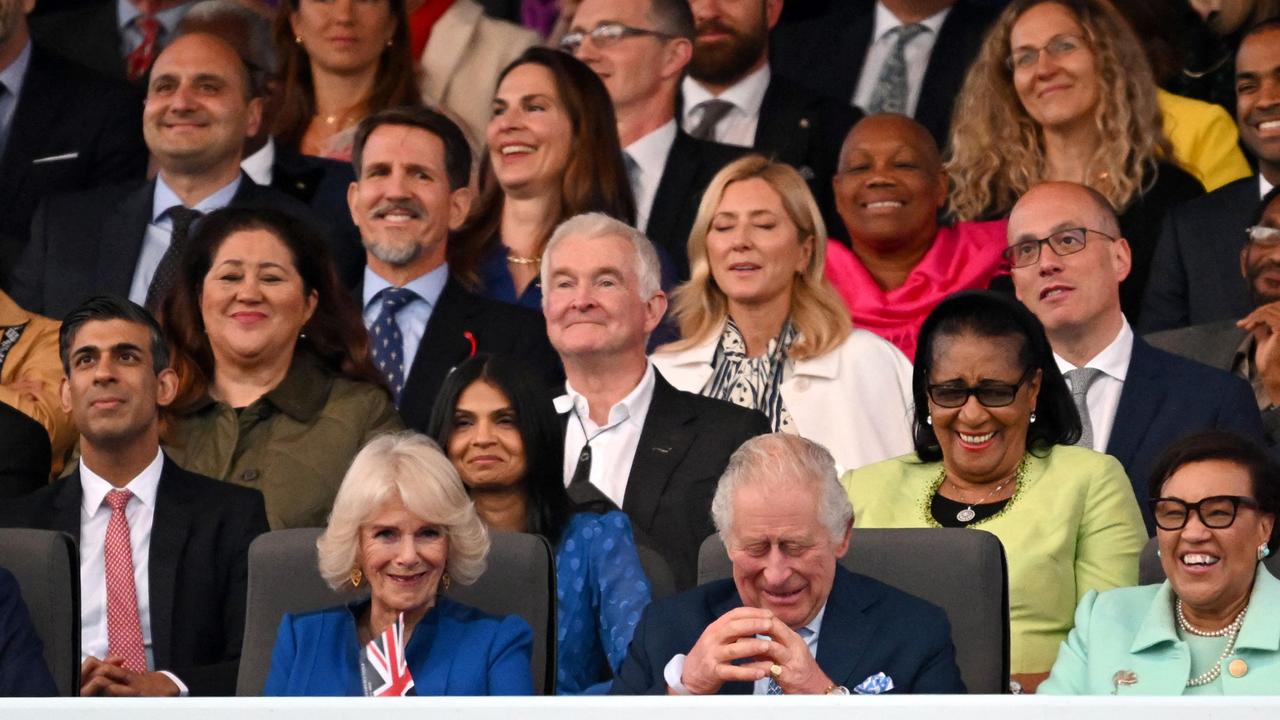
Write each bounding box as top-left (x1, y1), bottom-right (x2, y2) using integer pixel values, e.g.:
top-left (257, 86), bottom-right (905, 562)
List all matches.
top-left (703, 318), bottom-right (797, 433)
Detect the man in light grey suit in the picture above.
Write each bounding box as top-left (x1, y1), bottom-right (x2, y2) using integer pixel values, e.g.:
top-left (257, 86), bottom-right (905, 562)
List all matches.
top-left (1147, 187), bottom-right (1280, 443)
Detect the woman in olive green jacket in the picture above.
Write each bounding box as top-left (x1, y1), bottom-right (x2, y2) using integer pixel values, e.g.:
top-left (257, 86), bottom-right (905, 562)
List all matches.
top-left (158, 208), bottom-right (402, 529)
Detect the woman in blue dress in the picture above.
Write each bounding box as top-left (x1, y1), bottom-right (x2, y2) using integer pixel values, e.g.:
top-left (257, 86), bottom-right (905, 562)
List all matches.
top-left (427, 354), bottom-right (653, 694)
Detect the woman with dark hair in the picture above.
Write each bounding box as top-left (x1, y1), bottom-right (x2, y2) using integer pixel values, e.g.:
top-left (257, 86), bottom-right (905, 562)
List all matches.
top-left (451, 47), bottom-right (639, 309)
top-left (426, 354), bottom-right (651, 694)
top-left (843, 290), bottom-right (1146, 692)
top-left (1042, 430), bottom-right (1280, 694)
top-left (273, 0), bottom-right (421, 159)
top-left (159, 207), bottom-right (402, 529)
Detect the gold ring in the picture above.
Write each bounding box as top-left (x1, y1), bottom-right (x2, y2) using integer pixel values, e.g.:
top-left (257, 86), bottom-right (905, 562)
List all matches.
top-left (769, 664), bottom-right (783, 678)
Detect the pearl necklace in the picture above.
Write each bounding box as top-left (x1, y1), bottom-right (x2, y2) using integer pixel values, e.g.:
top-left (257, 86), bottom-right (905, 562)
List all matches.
top-left (1176, 598), bottom-right (1248, 687)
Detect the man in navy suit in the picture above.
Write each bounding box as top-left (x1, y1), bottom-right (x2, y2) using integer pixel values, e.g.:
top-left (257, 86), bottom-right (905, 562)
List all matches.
top-left (1008, 182), bottom-right (1266, 533)
top-left (611, 433), bottom-right (963, 695)
top-left (1140, 20), bottom-right (1280, 332)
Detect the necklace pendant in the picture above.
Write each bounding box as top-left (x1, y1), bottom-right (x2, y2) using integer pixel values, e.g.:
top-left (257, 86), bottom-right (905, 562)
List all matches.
top-left (956, 507), bottom-right (976, 523)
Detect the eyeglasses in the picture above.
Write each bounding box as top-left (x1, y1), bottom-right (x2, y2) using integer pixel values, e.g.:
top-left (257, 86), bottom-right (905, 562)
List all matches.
top-left (1149, 495), bottom-right (1261, 531)
top-left (926, 367), bottom-right (1034, 408)
top-left (1245, 225), bottom-right (1280, 248)
top-left (558, 22), bottom-right (674, 53)
top-left (1003, 227), bottom-right (1116, 268)
top-left (1007, 33), bottom-right (1087, 71)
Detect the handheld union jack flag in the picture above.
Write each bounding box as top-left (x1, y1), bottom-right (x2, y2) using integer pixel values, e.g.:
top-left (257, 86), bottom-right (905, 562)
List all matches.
top-left (364, 612), bottom-right (417, 696)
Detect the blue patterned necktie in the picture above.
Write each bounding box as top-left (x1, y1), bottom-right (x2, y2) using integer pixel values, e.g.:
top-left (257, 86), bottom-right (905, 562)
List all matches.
top-left (867, 23), bottom-right (928, 114)
top-left (370, 287), bottom-right (418, 405)
top-left (766, 626), bottom-right (814, 694)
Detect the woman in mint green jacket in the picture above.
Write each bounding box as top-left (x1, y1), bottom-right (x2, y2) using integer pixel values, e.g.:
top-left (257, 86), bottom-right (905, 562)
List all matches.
top-left (1040, 431), bottom-right (1280, 695)
top-left (842, 292), bottom-right (1147, 692)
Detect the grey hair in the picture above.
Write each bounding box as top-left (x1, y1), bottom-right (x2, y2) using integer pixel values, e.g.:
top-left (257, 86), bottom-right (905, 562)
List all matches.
top-left (541, 212), bottom-right (663, 302)
top-left (180, 0), bottom-right (279, 77)
top-left (711, 434), bottom-right (853, 545)
top-left (317, 432), bottom-right (489, 591)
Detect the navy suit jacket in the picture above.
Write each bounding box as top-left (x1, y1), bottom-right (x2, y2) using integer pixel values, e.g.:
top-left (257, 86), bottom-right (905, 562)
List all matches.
top-left (270, 145), bottom-right (364, 285)
top-left (610, 565), bottom-right (965, 694)
top-left (0, 44), bottom-right (145, 287)
top-left (0, 457), bottom-right (269, 695)
top-left (0, 402), bottom-right (51, 499)
top-left (264, 597), bottom-right (534, 696)
top-left (0, 567), bottom-right (57, 696)
top-left (647, 131), bottom-right (747, 280)
top-left (1106, 337), bottom-right (1266, 533)
top-left (1138, 176), bottom-right (1260, 332)
top-left (29, 1), bottom-right (127, 82)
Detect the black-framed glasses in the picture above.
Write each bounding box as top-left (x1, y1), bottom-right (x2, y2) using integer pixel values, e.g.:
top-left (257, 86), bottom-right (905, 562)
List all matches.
top-left (1149, 495), bottom-right (1261, 531)
top-left (1003, 227), bottom-right (1116, 268)
top-left (1006, 33), bottom-right (1087, 71)
top-left (558, 22), bottom-right (674, 53)
top-left (927, 367), bottom-right (1034, 409)
top-left (1245, 225), bottom-right (1280, 248)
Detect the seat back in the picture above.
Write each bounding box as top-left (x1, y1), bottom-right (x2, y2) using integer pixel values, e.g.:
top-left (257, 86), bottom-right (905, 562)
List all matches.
top-left (698, 527), bottom-right (1010, 694)
top-left (635, 544), bottom-right (677, 601)
top-left (0, 528), bottom-right (80, 696)
top-left (1139, 536), bottom-right (1280, 585)
top-left (237, 528), bottom-right (556, 695)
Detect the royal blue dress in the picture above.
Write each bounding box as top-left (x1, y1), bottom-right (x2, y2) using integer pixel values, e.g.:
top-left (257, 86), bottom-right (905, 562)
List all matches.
top-left (555, 511), bottom-right (653, 694)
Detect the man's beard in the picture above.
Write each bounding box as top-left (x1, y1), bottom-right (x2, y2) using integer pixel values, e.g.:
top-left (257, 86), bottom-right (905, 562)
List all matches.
top-left (364, 236), bottom-right (423, 266)
top-left (688, 20), bottom-right (767, 86)
top-left (1247, 259), bottom-right (1280, 307)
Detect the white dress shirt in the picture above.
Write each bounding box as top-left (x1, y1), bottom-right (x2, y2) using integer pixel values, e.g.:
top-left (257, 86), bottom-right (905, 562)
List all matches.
top-left (663, 605), bottom-right (827, 695)
top-left (555, 363), bottom-right (657, 508)
top-left (1054, 319), bottom-right (1134, 453)
top-left (680, 65), bottom-right (771, 148)
top-left (128, 173), bottom-right (242, 306)
top-left (624, 119), bottom-right (678, 235)
top-left (240, 137), bottom-right (276, 187)
top-left (852, 1), bottom-right (951, 117)
top-left (1261, 173), bottom-right (1274, 199)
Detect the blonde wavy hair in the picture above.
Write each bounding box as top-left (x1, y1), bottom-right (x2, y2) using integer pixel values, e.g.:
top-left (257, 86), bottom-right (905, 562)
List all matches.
top-left (666, 155), bottom-right (851, 360)
top-left (317, 432), bottom-right (489, 592)
top-left (946, 0), bottom-right (1173, 221)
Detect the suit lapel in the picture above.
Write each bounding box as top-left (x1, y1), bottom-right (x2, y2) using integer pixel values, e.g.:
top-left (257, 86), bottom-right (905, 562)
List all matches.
top-left (96, 181), bottom-right (157, 297)
top-left (835, 5), bottom-right (875, 100)
top-left (646, 132), bottom-right (701, 242)
top-left (814, 567), bottom-right (874, 689)
top-left (622, 372), bottom-right (696, 529)
top-left (50, 472), bottom-right (85, 541)
top-left (1106, 338), bottom-right (1164, 479)
top-left (400, 278), bottom-right (476, 430)
top-left (270, 147), bottom-right (327, 204)
top-left (0, 48), bottom-right (57, 215)
top-left (148, 458), bottom-right (193, 671)
top-left (752, 80), bottom-right (804, 167)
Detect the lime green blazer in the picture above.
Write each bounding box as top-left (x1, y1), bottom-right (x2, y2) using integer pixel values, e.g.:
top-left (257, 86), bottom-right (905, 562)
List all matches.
top-left (1040, 566), bottom-right (1280, 695)
top-left (842, 446), bottom-right (1147, 674)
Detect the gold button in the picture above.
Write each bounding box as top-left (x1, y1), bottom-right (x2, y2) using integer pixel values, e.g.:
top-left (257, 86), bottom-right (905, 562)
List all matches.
top-left (1228, 658), bottom-right (1248, 678)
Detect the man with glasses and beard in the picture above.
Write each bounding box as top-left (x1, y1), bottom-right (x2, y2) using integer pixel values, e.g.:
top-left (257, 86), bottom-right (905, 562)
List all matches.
top-left (1007, 181), bottom-right (1265, 533)
top-left (1149, 187), bottom-right (1280, 449)
top-left (679, 0), bottom-right (858, 240)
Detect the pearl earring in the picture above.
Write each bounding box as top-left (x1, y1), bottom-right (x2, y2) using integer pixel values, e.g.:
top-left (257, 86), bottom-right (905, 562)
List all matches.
top-left (295, 35), bottom-right (303, 44)
top-left (926, 415), bottom-right (933, 426)
top-left (1030, 412), bottom-right (1037, 424)
top-left (1260, 544), bottom-right (1272, 561)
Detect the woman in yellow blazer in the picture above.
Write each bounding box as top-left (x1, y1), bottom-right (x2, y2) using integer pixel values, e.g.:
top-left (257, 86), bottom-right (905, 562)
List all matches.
top-left (1040, 431), bottom-right (1280, 695)
top-left (842, 291), bottom-right (1147, 693)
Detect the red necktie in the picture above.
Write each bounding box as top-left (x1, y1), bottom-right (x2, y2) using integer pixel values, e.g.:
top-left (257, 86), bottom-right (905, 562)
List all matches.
top-left (126, 15), bottom-right (161, 82)
top-left (104, 489), bottom-right (147, 673)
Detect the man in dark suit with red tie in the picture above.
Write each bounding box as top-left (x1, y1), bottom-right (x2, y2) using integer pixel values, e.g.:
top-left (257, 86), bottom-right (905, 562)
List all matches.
top-left (0, 296), bottom-right (268, 696)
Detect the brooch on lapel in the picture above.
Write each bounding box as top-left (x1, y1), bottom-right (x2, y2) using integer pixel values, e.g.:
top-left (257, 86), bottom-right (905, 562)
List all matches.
top-left (1111, 670), bottom-right (1137, 694)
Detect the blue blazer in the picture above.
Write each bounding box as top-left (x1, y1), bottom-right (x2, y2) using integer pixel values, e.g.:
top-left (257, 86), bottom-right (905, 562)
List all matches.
top-left (609, 565), bottom-right (965, 694)
top-left (0, 568), bottom-right (56, 696)
top-left (1107, 337), bottom-right (1266, 534)
top-left (264, 597), bottom-right (535, 696)
top-left (1040, 566), bottom-right (1280, 695)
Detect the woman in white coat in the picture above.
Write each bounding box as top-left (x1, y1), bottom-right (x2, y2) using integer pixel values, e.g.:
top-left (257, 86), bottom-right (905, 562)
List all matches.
top-left (651, 155), bottom-right (914, 472)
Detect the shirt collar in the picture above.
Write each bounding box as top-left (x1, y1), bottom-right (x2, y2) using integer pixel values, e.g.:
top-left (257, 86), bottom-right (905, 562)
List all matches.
top-left (362, 262), bottom-right (450, 313)
top-left (624, 119), bottom-right (678, 182)
top-left (0, 39), bottom-right (32, 96)
top-left (1053, 317), bottom-right (1133, 382)
top-left (554, 362), bottom-right (657, 428)
top-left (240, 137), bottom-right (276, 186)
top-left (681, 64), bottom-right (771, 120)
top-left (151, 172), bottom-right (243, 223)
top-left (1262, 173), bottom-right (1275, 200)
top-left (79, 448), bottom-right (165, 517)
top-left (117, 0), bottom-right (189, 34)
top-left (871, 0), bottom-right (950, 42)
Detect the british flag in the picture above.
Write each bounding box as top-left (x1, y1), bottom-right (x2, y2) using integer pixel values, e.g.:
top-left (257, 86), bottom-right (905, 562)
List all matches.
top-left (364, 612), bottom-right (417, 696)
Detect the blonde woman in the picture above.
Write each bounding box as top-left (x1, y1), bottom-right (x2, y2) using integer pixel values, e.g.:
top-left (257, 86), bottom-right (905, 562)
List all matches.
top-left (946, 0), bottom-right (1203, 321)
top-left (652, 155), bottom-right (913, 472)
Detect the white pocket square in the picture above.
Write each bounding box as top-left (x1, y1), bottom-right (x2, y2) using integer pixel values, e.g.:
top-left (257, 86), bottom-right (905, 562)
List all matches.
top-left (32, 152), bottom-right (79, 164)
top-left (852, 672), bottom-right (894, 694)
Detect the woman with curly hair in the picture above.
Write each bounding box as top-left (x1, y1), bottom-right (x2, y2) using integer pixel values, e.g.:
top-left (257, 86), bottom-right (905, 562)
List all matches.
top-left (946, 0), bottom-right (1203, 322)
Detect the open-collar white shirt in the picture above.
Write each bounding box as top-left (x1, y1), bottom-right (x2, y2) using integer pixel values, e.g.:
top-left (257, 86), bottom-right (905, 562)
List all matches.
top-left (554, 363), bottom-right (657, 508)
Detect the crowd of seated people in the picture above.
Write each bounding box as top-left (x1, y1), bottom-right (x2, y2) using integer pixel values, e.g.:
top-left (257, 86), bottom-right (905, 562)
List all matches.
top-left (2, 0), bottom-right (1280, 701)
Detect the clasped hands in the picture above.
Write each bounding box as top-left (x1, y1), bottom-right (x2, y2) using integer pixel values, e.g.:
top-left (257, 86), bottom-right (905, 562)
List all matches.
top-left (80, 655), bottom-right (180, 696)
top-left (677, 607), bottom-right (832, 695)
